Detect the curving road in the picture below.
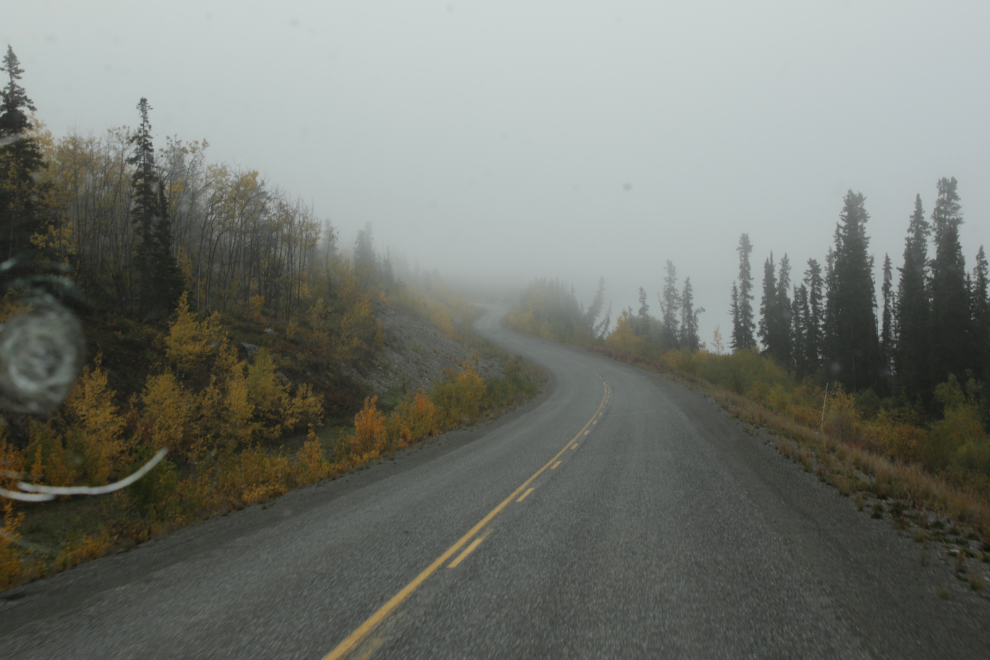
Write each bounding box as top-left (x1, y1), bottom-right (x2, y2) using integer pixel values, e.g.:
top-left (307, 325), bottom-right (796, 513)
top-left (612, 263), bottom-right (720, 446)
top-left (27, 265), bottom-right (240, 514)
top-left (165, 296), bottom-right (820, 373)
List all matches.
top-left (1, 305), bottom-right (988, 658)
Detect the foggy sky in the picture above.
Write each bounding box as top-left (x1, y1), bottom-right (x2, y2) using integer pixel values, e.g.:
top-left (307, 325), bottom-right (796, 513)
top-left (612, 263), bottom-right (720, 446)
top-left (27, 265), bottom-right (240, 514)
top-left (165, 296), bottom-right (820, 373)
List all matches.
top-left (7, 1), bottom-right (990, 346)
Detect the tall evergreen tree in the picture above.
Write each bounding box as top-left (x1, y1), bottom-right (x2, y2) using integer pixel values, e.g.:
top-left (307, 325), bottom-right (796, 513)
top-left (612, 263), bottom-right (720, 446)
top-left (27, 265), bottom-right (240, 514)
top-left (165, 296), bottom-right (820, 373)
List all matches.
top-left (636, 286), bottom-right (650, 336)
top-left (680, 277), bottom-right (702, 351)
top-left (127, 98), bottom-right (182, 317)
top-left (793, 284), bottom-right (810, 378)
top-left (758, 253), bottom-right (777, 355)
top-left (354, 222), bottom-right (375, 279)
top-left (152, 179), bottom-right (184, 312)
top-left (730, 281), bottom-right (741, 349)
top-left (660, 260), bottom-right (680, 349)
top-left (879, 254), bottom-right (894, 384)
top-left (758, 252), bottom-right (792, 366)
top-left (732, 233), bottom-right (756, 350)
top-left (0, 46), bottom-right (45, 266)
top-left (895, 194), bottom-right (931, 402)
top-left (583, 276), bottom-right (606, 332)
top-left (929, 177), bottom-right (971, 387)
top-left (775, 253), bottom-right (793, 368)
top-left (759, 252), bottom-right (793, 369)
top-left (972, 245), bottom-right (990, 384)
top-left (823, 191), bottom-right (880, 391)
top-left (803, 258), bottom-right (823, 373)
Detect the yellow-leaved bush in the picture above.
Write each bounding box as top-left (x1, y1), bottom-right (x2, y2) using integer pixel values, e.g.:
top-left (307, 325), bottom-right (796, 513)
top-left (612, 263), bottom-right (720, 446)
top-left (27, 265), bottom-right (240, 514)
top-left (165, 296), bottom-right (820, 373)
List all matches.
top-left (165, 291), bottom-right (222, 376)
top-left (0, 434), bottom-right (26, 591)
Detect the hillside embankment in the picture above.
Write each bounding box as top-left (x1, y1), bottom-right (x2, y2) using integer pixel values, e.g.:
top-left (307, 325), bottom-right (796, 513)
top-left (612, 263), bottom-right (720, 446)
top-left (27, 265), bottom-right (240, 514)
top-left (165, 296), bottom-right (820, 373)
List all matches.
top-left (0, 292), bottom-right (544, 591)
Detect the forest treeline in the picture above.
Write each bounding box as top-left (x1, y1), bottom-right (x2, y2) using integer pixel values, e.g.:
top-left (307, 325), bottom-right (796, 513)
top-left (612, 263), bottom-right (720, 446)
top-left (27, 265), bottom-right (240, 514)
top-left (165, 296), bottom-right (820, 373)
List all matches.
top-left (0, 47), bottom-right (540, 588)
top-left (728, 184), bottom-right (988, 409)
top-left (509, 183), bottom-right (990, 503)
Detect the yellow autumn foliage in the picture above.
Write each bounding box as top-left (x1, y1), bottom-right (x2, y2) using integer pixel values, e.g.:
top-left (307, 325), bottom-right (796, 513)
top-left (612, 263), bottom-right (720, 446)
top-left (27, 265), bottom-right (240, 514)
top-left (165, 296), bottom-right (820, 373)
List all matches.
top-left (350, 396), bottom-right (388, 457)
top-left (294, 426), bottom-right (331, 485)
top-left (141, 372), bottom-right (199, 459)
top-left (429, 361), bottom-right (486, 426)
top-left (165, 291), bottom-right (223, 374)
top-left (396, 391), bottom-right (442, 446)
top-left (62, 357), bottom-right (127, 486)
top-left (25, 420), bottom-right (77, 488)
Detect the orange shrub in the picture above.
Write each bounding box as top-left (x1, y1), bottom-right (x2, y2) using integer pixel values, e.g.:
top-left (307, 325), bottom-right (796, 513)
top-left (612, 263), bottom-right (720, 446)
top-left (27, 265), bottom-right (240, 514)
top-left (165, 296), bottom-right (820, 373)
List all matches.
top-left (397, 391), bottom-right (442, 446)
top-left (350, 396), bottom-right (388, 457)
top-left (220, 445), bottom-right (290, 505)
top-left (294, 427), bottom-right (330, 485)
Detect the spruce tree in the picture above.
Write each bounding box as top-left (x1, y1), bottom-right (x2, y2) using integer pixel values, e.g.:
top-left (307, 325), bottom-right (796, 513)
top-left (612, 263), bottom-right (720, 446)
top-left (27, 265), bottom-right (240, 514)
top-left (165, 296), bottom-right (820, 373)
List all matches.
top-left (0, 46), bottom-right (45, 266)
top-left (636, 286), bottom-right (650, 336)
top-left (929, 177), bottom-right (971, 387)
top-left (730, 281), bottom-right (741, 349)
top-left (758, 253), bottom-right (777, 356)
top-left (880, 254), bottom-right (894, 385)
top-left (354, 223), bottom-right (375, 280)
top-left (793, 284), bottom-right (810, 378)
top-left (128, 98), bottom-right (182, 318)
top-left (775, 253), bottom-right (793, 368)
top-left (680, 277), bottom-right (702, 351)
top-left (583, 276), bottom-right (606, 333)
top-left (803, 259), bottom-right (823, 374)
top-left (972, 246), bottom-right (989, 384)
top-left (823, 191), bottom-right (880, 391)
top-left (732, 233), bottom-right (756, 350)
top-left (895, 194), bottom-right (931, 402)
top-left (757, 252), bottom-right (792, 367)
top-left (660, 260), bottom-right (680, 349)
top-left (152, 180), bottom-right (184, 313)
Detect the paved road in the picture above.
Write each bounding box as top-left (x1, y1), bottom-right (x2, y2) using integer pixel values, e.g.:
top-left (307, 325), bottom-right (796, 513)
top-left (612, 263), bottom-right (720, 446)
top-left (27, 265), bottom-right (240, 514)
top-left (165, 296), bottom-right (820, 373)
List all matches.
top-left (1, 305), bottom-right (988, 658)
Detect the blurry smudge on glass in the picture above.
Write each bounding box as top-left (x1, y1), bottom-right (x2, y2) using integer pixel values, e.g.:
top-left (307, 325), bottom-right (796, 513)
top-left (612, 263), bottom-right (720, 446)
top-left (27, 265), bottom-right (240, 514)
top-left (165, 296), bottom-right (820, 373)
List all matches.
top-left (0, 296), bottom-right (84, 415)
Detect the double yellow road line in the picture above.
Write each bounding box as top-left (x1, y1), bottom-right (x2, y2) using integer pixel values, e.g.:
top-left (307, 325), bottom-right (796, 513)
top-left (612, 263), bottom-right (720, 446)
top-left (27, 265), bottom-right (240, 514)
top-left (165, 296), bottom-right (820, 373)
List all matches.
top-left (324, 376), bottom-right (610, 660)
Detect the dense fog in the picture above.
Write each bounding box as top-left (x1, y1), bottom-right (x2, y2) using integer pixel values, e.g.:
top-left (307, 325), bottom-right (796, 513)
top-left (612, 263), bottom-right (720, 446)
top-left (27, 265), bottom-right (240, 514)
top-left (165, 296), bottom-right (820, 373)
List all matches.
top-left (6, 1), bottom-right (990, 341)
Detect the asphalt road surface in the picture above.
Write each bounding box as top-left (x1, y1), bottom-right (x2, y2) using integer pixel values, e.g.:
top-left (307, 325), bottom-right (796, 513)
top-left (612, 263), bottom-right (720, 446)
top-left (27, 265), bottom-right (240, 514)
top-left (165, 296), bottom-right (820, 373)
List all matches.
top-left (1, 305), bottom-right (988, 659)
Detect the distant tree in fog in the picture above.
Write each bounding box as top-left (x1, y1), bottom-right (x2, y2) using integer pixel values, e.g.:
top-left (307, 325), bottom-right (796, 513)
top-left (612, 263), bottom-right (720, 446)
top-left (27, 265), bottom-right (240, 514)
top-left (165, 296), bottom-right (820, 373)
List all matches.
top-left (731, 233), bottom-right (756, 351)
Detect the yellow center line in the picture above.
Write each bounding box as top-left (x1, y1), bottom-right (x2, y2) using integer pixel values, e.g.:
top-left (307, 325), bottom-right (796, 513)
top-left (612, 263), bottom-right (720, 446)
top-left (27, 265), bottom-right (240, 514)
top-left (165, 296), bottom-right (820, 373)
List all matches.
top-left (516, 488), bottom-right (535, 503)
top-left (570, 444), bottom-right (578, 450)
top-left (550, 460), bottom-right (562, 470)
top-left (322, 378), bottom-right (609, 660)
top-left (448, 531), bottom-right (490, 568)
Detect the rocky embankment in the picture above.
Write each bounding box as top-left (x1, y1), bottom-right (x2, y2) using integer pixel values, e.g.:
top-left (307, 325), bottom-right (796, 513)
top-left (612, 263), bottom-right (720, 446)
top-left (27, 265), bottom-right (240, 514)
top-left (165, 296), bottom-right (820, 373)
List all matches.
top-left (347, 302), bottom-right (503, 396)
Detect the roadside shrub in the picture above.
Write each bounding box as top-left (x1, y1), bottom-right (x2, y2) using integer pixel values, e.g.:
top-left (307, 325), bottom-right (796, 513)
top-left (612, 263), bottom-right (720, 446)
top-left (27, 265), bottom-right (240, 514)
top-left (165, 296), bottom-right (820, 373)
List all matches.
top-left (396, 391), bottom-right (442, 446)
top-left (140, 372), bottom-right (199, 459)
top-left (350, 396), bottom-right (388, 457)
top-left (823, 387), bottom-right (861, 443)
top-left (862, 411), bottom-right (927, 465)
top-left (54, 530), bottom-right (114, 570)
top-left (429, 362), bottom-right (485, 425)
top-left (928, 376), bottom-right (987, 472)
top-left (61, 357), bottom-right (128, 486)
top-left (25, 419), bottom-right (77, 488)
top-left (165, 291), bottom-right (222, 376)
top-left (294, 427), bottom-right (331, 485)
top-left (125, 446), bottom-right (181, 522)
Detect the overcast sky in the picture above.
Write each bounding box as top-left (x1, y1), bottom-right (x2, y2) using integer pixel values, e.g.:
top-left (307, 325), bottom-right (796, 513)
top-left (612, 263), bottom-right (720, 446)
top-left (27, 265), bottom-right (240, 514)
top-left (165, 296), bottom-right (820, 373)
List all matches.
top-left (6, 1), bottom-right (990, 346)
